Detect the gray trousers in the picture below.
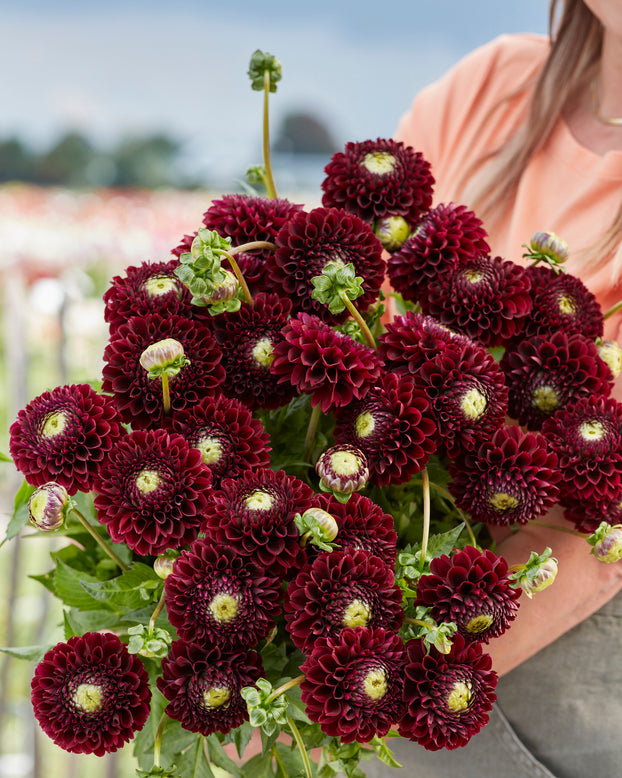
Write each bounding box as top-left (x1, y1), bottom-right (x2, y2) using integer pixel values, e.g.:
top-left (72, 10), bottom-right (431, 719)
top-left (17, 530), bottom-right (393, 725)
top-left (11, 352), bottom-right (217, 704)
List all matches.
top-left (363, 591), bottom-right (622, 777)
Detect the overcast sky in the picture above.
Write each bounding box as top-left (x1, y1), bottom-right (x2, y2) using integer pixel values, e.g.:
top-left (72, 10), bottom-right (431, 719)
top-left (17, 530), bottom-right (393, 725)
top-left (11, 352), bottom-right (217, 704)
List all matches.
top-left (1, 1), bottom-right (548, 186)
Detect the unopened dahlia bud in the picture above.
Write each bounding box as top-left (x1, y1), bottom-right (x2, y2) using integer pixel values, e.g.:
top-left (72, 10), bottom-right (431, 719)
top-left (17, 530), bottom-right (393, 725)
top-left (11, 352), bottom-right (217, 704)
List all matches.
top-left (139, 338), bottom-right (189, 378)
top-left (509, 547), bottom-right (558, 597)
top-left (588, 522), bottom-right (622, 564)
top-left (529, 231), bottom-right (569, 265)
top-left (202, 269), bottom-right (239, 304)
top-left (28, 482), bottom-right (68, 531)
top-left (295, 507), bottom-right (339, 550)
top-left (153, 553), bottom-right (177, 580)
top-left (374, 215), bottom-right (412, 252)
top-left (597, 339), bottom-right (622, 378)
top-left (316, 444), bottom-right (369, 501)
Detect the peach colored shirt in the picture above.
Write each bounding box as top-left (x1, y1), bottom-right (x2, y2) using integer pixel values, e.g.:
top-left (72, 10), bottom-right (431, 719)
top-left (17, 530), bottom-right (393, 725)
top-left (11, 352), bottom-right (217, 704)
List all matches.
top-left (395, 33), bottom-right (622, 674)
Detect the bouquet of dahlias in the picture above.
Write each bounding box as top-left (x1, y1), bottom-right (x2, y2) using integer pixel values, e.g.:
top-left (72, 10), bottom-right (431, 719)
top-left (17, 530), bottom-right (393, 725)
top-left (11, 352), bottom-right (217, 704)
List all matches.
top-left (4, 50), bottom-right (622, 778)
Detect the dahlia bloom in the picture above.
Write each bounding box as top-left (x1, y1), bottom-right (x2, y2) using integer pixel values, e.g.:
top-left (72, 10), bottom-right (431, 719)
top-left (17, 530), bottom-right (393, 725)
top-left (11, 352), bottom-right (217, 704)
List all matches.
top-left (9, 383), bottom-right (125, 495)
top-left (210, 292), bottom-right (297, 411)
top-left (202, 468), bottom-right (315, 575)
top-left (267, 206), bottom-right (385, 323)
top-left (415, 546), bottom-right (521, 643)
top-left (540, 395), bottom-right (622, 505)
top-left (300, 627), bottom-right (407, 743)
top-left (158, 640), bottom-right (263, 736)
top-left (387, 202), bottom-right (490, 303)
top-left (31, 632), bottom-right (150, 755)
top-left (102, 312), bottom-right (226, 429)
top-left (333, 371), bottom-right (438, 486)
top-left (170, 392), bottom-right (271, 487)
top-left (321, 138), bottom-right (434, 226)
top-left (93, 428), bottom-right (212, 556)
top-left (448, 425), bottom-right (561, 526)
top-left (501, 331), bottom-right (613, 430)
top-left (165, 538), bottom-right (283, 650)
top-left (270, 312), bottom-right (383, 413)
top-left (285, 549), bottom-right (404, 653)
top-left (563, 492), bottom-right (622, 534)
top-left (398, 635), bottom-right (498, 750)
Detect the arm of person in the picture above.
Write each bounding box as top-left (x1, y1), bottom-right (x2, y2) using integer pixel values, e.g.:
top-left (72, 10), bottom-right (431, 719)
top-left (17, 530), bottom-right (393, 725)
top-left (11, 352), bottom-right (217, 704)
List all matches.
top-left (485, 506), bottom-right (622, 676)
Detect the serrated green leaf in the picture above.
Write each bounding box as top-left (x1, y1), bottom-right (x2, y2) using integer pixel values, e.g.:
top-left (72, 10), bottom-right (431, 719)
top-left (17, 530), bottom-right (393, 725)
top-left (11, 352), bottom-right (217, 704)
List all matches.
top-left (205, 735), bottom-right (243, 777)
top-left (223, 722), bottom-right (255, 760)
top-left (174, 736), bottom-right (216, 778)
top-left (3, 479), bottom-right (36, 543)
top-left (54, 557), bottom-right (111, 610)
top-left (426, 522), bottom-right (466, 559)
top-left (79, 563), bottom-right (161, 612)
top-left (0, 643), bottom-right (55, 662)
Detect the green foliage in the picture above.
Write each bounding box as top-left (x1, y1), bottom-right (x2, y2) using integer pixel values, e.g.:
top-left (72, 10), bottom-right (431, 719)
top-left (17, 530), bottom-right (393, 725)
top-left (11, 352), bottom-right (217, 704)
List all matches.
top-left (1, 478), bottom-right (35, 544)
top-left (248, 50), bottom-right (282, 92)
top-left (311, 262), bottom-right (364, 315)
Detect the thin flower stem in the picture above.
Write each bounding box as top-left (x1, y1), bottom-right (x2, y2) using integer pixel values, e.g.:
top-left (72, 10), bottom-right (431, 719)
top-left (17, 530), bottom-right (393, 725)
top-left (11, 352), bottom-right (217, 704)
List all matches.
top-left (303, 404), bottom-right (322, 462)
top-left (263, 70), bottom-right (278, 199)
top-left (267, 674), bottom-right (305, 704)
top-left (426, 481), bottom-right (477, 546)
top-left (458, 509), bottom-right (478, 547)
top-left (273, 743), bottom-right (288, 778)
top-left (419, 468), bottom-right (430, 572)
top-left (70, 507), bottom-right (129, 572)
top-left (404, 617), bottom-right (434, 628)
top-left (229, 240), bottom-right (277, 256)
top-left (338, 291), bottom-right (376, 349)
top-left (161, 373), bottom-right (171, 415)
top-left (221, 249), bottom-right (253, 306)
top-left (286, 715), bottom-right (313, 778)
top-left (148, 584), bottom-right (167, 636)
top-left (153, 712), bottom-right (167, 768)
top-left (603, 299), bottom-right (622, 320)
top-left (529, 519), bottom-right (587, 537)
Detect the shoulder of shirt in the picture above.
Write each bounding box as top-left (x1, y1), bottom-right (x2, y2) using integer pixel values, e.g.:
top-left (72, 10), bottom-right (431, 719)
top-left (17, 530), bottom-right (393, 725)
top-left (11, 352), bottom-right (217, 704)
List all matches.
top-left (453, 32), bottom-right (550, 84)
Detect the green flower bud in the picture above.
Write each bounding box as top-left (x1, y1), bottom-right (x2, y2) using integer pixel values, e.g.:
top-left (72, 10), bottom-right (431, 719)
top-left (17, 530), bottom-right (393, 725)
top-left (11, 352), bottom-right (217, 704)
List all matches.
top-left (202, 269), bottom-right (239, 304)
top-left (373, 216), bottom-right (412, 252)
top-left (139, 338), bottom-right (189, 379)
top-left (519, 557), bottom-right (558, 598)
top-left (588, 523), bottom-right (622, 564)
top-left (153, 554), bottom-right (177, 580)
top-left (529, 231), bottom-right (569, 264)
top-left (248, 50), bottom-right (282, 92)
top-left (28, 482), bottom-right (68, 531)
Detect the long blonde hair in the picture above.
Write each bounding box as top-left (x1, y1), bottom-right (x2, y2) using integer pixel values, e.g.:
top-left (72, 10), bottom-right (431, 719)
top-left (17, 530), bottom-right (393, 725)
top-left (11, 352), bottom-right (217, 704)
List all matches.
top-left (464, 0), bottom-right (622, 269)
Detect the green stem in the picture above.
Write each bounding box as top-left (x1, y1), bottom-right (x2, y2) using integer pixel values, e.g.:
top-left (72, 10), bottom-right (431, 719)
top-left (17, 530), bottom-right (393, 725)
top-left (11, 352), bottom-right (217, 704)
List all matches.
top-left (603, 299), bottom-right (622, 320)
top-left (419, 468), bottom-right (430, 572)
top-left (529, 519), bottom-right (587, 537)
top-left (221, 249), bottom-right (253, 306)
top-left (267, 674), bottom-right (305, 704)
top-left (229, 240), bottom-right (277, 255)
top-left (148, 584), bottom-right (167, 636)
top-left (303, 404), bottom-right (322, 462)
top-left (70, 508), bottom-right (129, 572)
top-left (161, 373), bottom-right (171, 415)
top-left (286, 715), bottom-right (313, 778)
top-left (338, 291), bottom-right (376, 349)
top-left (153, 712), bottom-right (167, 768)
top-left (404, 617), bottom-right (434, 628)
top-left (263, 70), bottom-right (278, 199)
top-left (273, 743), bottom-right (288, 778)
top-left (458, 509), bottom-right (477, 547)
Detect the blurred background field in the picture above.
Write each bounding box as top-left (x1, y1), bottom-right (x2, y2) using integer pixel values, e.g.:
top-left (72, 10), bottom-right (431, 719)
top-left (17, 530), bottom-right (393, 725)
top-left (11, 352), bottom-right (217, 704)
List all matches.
top-left (0, 2), bottom-right (546, 776)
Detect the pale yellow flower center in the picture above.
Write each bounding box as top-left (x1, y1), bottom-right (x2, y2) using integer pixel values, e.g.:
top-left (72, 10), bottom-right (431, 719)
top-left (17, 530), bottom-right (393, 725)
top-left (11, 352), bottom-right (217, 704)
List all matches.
top-left (244, 489), bottom-right (274, 511)
top-left (197, 435), bottom-right (223, 466)
top-left (532, 385), bottom-right (559, 413)
top-left (143, 275), bottom-right (179, 297)
top-left (463, 268), bottom-right (484, 284)
top-left (73, 683), bottom-right (104, 713)
top-left (488, 492), bottom-right (519, 512)
top-left (252, 338), bottom-right (275, 368)
top-left (331, 451), bottom-right (361, 476)
top-left (202, 686), bottom-right (231, 709)
top-left (355, 412), bottom-right (375, 439)
top-left (557, 294), bottom-right (576, 315)
top-left (361, 151), bottom-right (396, 175)
top-left (342, 598), bottom-right (371, 628)
top-left (41, 411), bottom-right (68, 438)
top-left (363, 667), bottom-right (388, 701)
top-left (135, 469), bottom-right (161, 494)
top-left (579, 420), bottom-right (606, 442)
top-left (460, 387), bottom-right (487, 420)
top-left (29, 491), bottom-right (52, 523)
top-left (446, 681), bottom-right (472, 713)
top-left (209, 593), bottom-right (239, 623)
top-left (465, 614), bottom-right (494, 634)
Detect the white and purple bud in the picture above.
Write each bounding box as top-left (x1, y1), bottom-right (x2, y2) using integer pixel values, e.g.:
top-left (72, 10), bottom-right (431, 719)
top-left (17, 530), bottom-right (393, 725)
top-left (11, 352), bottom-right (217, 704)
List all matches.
top-left (316, 444), bottom-right (369, 499)
top-left (589, 523), bottom-right (622, 564)
top-left (373, 216), bottom-right (412, 252)
top-left (153, 554), bottom-right (177, 580)
top-left (139, 338), bottom-right (188, 378)
top-left (202, 269), bottom-right (239, 304)
top-left (597, 339), bottom-right (622, 378)
top-left (28, 482), bottom-right (69, 531)
top-left (518, 557), bottom-right (559, 598)
top-left (529, 231), bottom-right (569, 264)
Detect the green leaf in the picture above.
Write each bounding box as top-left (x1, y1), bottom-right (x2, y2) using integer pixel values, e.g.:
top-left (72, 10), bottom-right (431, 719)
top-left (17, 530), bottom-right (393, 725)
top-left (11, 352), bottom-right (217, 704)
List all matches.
top-left (0, 644), bottom-right (54, 662)
top-left (426, 522), bottom-right (466, 560)
top-left (205, 735), bottom-right (243, 777)
top-left (0, 451), bottom-right (12, 462)
top-left (79, 562), bottom-right (161, 612)
top-left (275, 741), bottom-right (318, 777)
top-left (174, 736), bottom-right (216, 778)
top-left (3, 479), bottom-right (36, 543)
top-left (64, 607), bottom-right (120, 636)
top-left (238, 751), bottom-right (275, 778)
top-left (133, 688), bottom-right (168, 770)
top-left (54, 557), bottom-right (112, 610)
top-left (63, 610), bottom-right (80, 639)
top-left (223, 722), bottom-right (255, 761)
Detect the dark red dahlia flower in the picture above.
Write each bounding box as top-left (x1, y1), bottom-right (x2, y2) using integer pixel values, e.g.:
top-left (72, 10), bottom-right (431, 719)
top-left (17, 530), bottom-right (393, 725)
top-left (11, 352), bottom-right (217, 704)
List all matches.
top-left (300, 626), bottom-right (407, 743)
top-left (398, 634), bottom-right (497, 750)
top-left (93, 428), bottom-right (212, 556)
top-left (169, 392), bottom-right (271, 487)
top-left (333, 371), bottom-right (438, 486)
top-left (285, 549), bottom-right (403, 653)
top-left (415, 546), bottom-right (521, 643)
top-left (103, 259), bottom-right (204, 335)
top-left (209, 292), bottom-right (296, 411)
top-left (313, 492), bottom-right (398, 566)
top-left (270, 312), bottom-right (383, 413)
top-left (563, 491), bottom-right (622, 534)
top-left (540, 395), bottom-right (622, 505)
top-left (501, 330), bottom-right (613, 431)
top-left (267, 206), bottom-right (385, 323)
top-left (378, 311), bottom-right (469, 378)
top-left (165, 538), bottom-right (282, 650)
top-left (415, 339), bottom-right (509, 458)
top-left (420, 255), bottom-right (532, 347)
top-left (448, 425), bottom-right (560, 526)
top-left (158, 639), bottom-right (263, 736)
top-left (9, 384), bottom-right (125, 495)
top-left (387, 203), bottom-right (490, 303)
top-left (202, 468), bottom-right (314, 576)
top-left (102, 312), bottom-right (225, 429)
top-left (321, 138), bottom-right (434, 226)
top-left (520, 264), bottom-right (604, 341)
top-left (202, 194), bottom-right (304, 293)
top-left (31, 632), bottom-right (150, 755)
